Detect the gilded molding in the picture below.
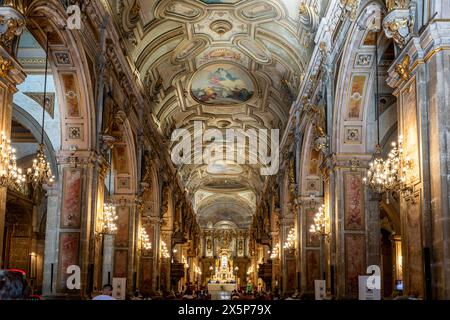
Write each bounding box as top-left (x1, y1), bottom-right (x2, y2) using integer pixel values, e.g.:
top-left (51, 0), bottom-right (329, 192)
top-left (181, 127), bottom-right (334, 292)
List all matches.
top-left (0, 55), bottom-right (12, 78)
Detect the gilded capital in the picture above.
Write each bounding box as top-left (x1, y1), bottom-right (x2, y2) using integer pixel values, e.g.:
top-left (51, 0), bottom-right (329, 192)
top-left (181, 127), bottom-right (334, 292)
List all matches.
top-left (0, 6), bottom-right (25, 54)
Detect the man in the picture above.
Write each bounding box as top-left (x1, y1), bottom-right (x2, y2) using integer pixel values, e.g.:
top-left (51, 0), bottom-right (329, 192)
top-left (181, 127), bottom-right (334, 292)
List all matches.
top-left (0, 270), bottom-right (29, 300)
top-left (93, 284), bottom-right (116, 300)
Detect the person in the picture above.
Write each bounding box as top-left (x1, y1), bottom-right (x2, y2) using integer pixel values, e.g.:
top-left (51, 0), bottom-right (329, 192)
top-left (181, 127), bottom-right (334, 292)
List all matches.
top-left (0, 270), bottom-right (29, 300)
top-left (182, 288), bottom-right (194, 300)
top-left (93, 284), bottom-right (116, 300)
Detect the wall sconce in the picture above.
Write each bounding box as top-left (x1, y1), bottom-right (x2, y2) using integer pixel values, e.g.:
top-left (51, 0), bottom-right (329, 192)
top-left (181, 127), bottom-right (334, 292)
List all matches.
top-left (140, 227), bottom-right (152, 254)
top-left (269, 243), bottom-right (280, 259)
top-left (161, 240), bottom-right (170, 259)
top-left (309, 204), bottom-right (330, 240)
top-left (283, 228), bottom-right (296, 251)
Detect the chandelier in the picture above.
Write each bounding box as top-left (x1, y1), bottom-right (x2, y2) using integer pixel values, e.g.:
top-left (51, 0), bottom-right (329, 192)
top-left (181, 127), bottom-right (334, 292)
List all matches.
top-left (27, 144), bottom-right (55, 189)
top-left (309, 204), bottom-right (330, 239)
top-left (101, 202), bottom-right (118, 234)
top-left (283, 228), bottom-right (296, 250)
top-left (27, 32), bottom-right (54, 189)
top-left (0, 132), bottom-right (26, 190)
top-left (161, 240), bottom-right (170, 259)
top-left (269, 243), bottom-right (280, 259)
top-left (140, 227), bottom-right (152, 251)
top-left (363, 145), bottom-right (387, 193)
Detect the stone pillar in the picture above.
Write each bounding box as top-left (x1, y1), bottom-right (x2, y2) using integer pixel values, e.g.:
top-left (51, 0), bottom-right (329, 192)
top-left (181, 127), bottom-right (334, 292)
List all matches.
top-left (299, 198), bottom-right (322, 294)
top-left (0, 6), bottom-right (25, 269)
top-left (386, 15), bottom-right (450, 299)
top-left (331, 155), bottom-right (375, 299)
top-left (42, 151), bottom-right (96, 298)
top-left (280, 216), bottom-right (295, 294)
top-left (102, 234), bottom-right (114, 285)
top-left (112, 196), bottom-right (137, 294)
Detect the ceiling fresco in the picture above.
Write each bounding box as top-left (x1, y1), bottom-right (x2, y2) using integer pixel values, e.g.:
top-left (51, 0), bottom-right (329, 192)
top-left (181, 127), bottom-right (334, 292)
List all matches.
top-left (115, 0), bottom-right (325, 227)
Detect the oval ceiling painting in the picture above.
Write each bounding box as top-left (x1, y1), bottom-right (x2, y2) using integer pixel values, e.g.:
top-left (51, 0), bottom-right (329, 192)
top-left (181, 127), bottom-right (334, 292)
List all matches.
top-left (191, 63), bottom-right (255, 105)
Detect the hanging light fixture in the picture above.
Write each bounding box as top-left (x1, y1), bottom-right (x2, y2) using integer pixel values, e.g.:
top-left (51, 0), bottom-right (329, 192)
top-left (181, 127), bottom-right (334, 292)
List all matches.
top-left (363, 29), bottom-right (414, 200)
top-left (102, 202), bottom-right (118, 234)
top-left (27, 32), bottom-right (55, 189)
top-left (363, 30), bottom-right (388, 193)
top-left (309, 204), bottom-right (330, 239)
top-left (101, 149), bottom-right (117, 234)
top-left (0, 132), bottom-right (26, 191)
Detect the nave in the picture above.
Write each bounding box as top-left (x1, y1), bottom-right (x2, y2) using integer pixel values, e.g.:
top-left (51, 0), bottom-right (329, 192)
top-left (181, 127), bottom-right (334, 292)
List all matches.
top-left (0, 0), bottom-right (449, 301)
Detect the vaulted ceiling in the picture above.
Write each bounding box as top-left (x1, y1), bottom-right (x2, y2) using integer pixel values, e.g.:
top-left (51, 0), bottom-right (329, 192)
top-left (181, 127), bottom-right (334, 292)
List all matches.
top-left (113, 0), bottom-right (324, 228)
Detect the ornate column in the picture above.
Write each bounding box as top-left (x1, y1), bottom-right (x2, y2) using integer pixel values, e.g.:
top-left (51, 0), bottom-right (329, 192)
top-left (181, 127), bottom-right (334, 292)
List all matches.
top-left (0, 5), bottom-right (25, 269)
top-left (111, 195), bottom-right (137, 294)
top-left (42, 151), bottom-right (96, 298)
top-left (331, 155), bottom-right (376, 299)
top-left (386, 8), bottom-right (450, 298)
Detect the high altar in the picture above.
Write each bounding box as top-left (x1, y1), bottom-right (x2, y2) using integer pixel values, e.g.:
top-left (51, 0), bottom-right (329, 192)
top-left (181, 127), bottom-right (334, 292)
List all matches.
top-left (210, 250), bottom-right (236, 283)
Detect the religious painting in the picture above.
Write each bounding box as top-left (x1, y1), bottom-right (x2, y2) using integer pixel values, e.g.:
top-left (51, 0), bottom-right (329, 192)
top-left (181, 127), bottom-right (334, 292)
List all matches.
top-left (191, 63), bottom-right (254, 105)
top-left (57, 232), bottom-right (80, 292)
top-left (113, 145), bottom-right (129, 174)
top-left (114, 250), bottom-right (128, 278)
top-left (61, 73), bottom-right (80, 117)
top-left (363, 30), bottom-right (376, 46)
top-left (401, 80), bottom-right (420, 184)
top-left (405, 197), bottom-right (424, 296)
top-left (344, 172), bottom-right (364, 230)
top-left (306, 250), bottom-right (320, 292)
top-left (115, 207), bottom-right (130, 247)
top-left (345, 234), bottom-right (365, 297)
top-left (61, 168), bottom-right (82, 229)
top-left (308, 147), bottom-right (320, 175)
top-left (346, 74), bottom-right (367, 119)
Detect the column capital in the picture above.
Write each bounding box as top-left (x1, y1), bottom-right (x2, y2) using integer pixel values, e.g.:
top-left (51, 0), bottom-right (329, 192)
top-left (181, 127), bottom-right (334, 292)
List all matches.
top-left (57, 149), bottom-right (97, 167)
top-left (0, 6), bottom-right (25, 56)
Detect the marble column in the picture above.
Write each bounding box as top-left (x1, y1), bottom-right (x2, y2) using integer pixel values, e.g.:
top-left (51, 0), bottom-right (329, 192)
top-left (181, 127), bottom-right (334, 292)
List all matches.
top-left (112, 196), bottom-right (137, 294)
top-left (42, 151), bottom-right (96, 298)
top-left (331, 155), bottom-right (375, 299)
top-left (0, 6), bottom-right (26, 269)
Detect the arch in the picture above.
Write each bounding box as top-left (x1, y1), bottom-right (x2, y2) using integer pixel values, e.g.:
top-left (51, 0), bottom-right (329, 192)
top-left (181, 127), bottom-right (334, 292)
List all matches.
top-left (25, 0), bottom-right (95, 151)
top-left (333, 1), bottom-right (387, 154)
top-left (12, 104), bottom-right (58, 179)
